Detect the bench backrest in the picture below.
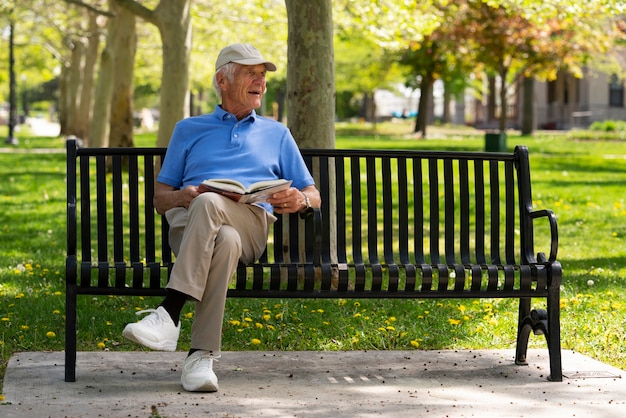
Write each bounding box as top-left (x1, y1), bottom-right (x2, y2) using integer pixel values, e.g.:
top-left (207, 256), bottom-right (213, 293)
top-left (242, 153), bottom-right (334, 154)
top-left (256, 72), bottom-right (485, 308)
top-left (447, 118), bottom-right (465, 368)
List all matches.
top-left (67, 140), bottom-right (556, 298)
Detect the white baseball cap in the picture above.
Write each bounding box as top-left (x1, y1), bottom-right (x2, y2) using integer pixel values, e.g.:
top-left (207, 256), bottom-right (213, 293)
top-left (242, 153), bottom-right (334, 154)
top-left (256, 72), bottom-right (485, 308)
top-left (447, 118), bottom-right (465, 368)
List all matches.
top-left (215, 43), bottom-right (277, 72)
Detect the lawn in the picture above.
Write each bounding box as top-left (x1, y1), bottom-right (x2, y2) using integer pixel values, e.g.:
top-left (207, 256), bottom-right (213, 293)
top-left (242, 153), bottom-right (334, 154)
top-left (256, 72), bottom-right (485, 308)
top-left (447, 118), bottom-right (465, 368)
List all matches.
top-left (1, 120), bottom-right (625, 397)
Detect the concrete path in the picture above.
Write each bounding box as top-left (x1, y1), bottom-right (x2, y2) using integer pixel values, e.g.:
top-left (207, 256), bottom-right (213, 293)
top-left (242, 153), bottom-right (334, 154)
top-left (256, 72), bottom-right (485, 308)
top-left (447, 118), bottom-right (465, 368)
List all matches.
top-left (1, 349), bottom-right (624, 417)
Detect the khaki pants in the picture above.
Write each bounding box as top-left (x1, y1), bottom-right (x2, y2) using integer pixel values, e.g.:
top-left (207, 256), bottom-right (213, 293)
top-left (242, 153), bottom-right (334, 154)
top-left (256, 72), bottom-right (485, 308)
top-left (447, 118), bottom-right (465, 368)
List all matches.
top-left (165, 193), bottom-right (276, 354)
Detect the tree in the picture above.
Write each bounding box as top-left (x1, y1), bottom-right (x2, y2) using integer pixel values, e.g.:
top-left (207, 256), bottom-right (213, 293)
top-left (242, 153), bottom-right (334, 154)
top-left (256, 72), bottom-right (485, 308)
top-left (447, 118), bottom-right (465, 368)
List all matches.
top-left (107, 2), bottom-right (136, 148)
top-left (285, 0), bottom-right (334, 149)
top-left (115, 0), bottom-right (192, 148)
top-left (72, 11), bottom-right (101, 141)
top-left (89, 0), bottom-right (116, 147)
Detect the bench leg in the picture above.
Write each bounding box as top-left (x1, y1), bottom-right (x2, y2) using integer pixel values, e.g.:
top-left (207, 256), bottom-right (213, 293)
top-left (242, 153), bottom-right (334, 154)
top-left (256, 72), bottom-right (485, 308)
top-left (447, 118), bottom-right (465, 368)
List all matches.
top-left (515, 294), bottom-right (563, 382)
top-left (546, 280), bottom-right (563, 382)
top-left (515, 297), bottom-right (532, 366)
top-left (65, 285), bottom-right (77, 382)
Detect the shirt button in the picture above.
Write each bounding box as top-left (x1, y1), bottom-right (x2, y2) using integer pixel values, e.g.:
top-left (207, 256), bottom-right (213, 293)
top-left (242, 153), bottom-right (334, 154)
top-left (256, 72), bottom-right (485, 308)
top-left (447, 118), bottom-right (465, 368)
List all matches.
top-left (234, 134), bottom-right (238, 138)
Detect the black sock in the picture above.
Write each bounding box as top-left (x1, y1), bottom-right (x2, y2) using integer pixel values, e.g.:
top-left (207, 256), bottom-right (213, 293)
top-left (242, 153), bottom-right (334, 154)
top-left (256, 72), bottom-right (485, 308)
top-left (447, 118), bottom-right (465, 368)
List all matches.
top-left (188, 348), bottom-right (200, 357)
top-left (159, 289), bottom-right (187, 326)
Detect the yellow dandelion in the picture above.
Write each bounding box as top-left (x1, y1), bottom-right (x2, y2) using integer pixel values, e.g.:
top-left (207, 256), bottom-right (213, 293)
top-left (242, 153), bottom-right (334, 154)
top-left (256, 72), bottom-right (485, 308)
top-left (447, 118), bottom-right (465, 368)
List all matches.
top-left (185, 312), bottom-right (193, 319)
top-left (46, 331), bottom-right (56, 338)
top-left (388, 316), bottom-right (396, 322)
top-left (448, 318), bottom-right (461, 325)
top-left (353, 313), bottom-right (361, 318)
top-left (229, 320), bottom-right (241, 326)
top-left (267, 325), bottom-right (276, 331)
top-left (338, 299), bottom-right (347, 306)
top-left (1, 318), bottom-right (9, 322)
top-left (54, 291), bottom-right (62, 296)
top-left (410, 340), bottom-right (420, 348)
top-left (262, 314), bottom-right (270, 321)
top-left (317, 309), bottom-right (324, 313)
top-left (251, 338), bottom-right (261, 345)
top-left (97, 342), bottom-right (106, 349)
top-left (53, 309), bottom-right (61, 315)
top-left (244, 317), bottom-right (253, 322)
top-left (15, 293), bottom-right (25, 299)
top-left (378, 327), bottom-right (386, 332)
top-left (386, 326), bottom-right (396, 331)
top-left (255, 323), bottom-right (264, 329)
top-left (274, 313), bottom-right (283, 320)
top-left (353, 301), bottom-right (360, 307)
top-left (21, 325), bottom-right (29, 330)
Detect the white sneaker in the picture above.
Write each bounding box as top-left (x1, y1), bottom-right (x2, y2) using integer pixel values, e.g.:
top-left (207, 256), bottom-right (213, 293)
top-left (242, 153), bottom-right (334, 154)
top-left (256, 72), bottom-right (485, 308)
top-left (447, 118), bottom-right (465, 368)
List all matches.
top-left (181, 350), bottom-right (219, 392)
top-left (122, 306), bottom-right (180, 351)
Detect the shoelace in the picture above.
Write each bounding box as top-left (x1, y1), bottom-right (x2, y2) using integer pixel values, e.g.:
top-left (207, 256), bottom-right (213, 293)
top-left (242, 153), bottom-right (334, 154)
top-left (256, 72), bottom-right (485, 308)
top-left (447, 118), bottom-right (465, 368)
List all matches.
top-left (187, 352), bottom-right (219, 372)
top-left (134, 308), bottom-right (166, 326)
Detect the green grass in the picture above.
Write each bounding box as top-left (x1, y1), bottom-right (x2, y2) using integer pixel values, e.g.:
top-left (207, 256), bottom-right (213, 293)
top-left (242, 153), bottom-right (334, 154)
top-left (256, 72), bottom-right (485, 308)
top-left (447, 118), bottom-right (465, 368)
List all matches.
top-left (1, 120), bottom-right (625, 397)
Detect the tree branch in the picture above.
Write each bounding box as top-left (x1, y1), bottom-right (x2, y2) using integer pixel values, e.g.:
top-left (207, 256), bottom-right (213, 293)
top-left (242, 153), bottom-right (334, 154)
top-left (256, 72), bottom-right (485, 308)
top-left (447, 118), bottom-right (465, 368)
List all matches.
top-left (114, 0), bottom-right (158, 25)
top-left (63, 0), bottom-right (115, 17)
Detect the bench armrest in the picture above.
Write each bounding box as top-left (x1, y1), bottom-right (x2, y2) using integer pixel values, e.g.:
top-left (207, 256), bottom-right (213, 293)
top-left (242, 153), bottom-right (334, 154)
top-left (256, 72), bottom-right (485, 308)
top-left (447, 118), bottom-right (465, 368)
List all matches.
top-left (529, 209), bottom-right (558, 263)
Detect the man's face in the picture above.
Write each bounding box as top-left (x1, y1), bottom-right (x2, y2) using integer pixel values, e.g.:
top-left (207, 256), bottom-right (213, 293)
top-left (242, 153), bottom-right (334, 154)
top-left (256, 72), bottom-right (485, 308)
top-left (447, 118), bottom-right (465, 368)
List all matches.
top-left (220, 64), bottom-right (267, 119)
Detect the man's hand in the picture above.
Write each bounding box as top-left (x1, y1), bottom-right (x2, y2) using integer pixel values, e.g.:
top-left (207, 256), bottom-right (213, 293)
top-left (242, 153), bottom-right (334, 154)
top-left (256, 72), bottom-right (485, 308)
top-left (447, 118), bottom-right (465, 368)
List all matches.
top-left (267, 185), bottom-right (320, 214)
top-left (154, 183), bottom-right (200, 214)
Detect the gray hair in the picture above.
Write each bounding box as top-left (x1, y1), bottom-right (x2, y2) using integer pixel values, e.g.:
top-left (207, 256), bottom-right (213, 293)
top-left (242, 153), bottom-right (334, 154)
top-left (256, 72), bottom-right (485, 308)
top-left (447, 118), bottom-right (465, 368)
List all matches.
top-left (212, 62), bottom-right (237, 101)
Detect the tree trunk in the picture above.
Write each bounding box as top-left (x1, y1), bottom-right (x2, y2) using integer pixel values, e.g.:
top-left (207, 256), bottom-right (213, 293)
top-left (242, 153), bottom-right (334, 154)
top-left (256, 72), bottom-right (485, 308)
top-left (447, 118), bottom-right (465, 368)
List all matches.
top-left (116, 0), bottom-right (192, 148)
top-left (58, 64), bottom-right (70, 136)
top-left (65, 39), bottom-right (84, 136)
top-left (498, 68), bottom-right (508, 132)
top-left (285, 0), bottom-right (336, 269)
top-left (521, 76), bottom-right (534, 136)
top-left (285, 0), bottom-right (335, 149)
top-left (487, 75), bottom-right (497, 124)
top-left (74, 13), bottom-right (101, 143)
top-left (89, 0), bottom-right (117, 148)
top-left (414, 73), bottom-right (434, 138)
top-left (153, 1), bottom-right (191, 147)
top-left (108, 6), bottom-right (136, 148)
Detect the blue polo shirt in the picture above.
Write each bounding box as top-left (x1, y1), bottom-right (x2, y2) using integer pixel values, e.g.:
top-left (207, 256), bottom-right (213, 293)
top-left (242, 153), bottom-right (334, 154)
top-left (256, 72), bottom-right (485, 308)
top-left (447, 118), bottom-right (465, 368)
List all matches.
top-left (157, 106), bottom-right (315, 212)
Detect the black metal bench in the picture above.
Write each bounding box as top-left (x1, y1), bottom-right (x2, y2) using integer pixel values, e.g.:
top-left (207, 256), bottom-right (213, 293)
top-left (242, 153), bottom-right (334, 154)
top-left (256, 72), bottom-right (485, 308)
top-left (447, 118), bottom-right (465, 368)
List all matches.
top-left (65, 139), bottom-right (562, 382)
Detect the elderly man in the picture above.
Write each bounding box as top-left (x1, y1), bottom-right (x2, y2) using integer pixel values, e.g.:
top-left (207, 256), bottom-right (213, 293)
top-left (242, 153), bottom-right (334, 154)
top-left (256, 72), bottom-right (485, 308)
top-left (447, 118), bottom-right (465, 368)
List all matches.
top-left (122, 44), bottom-right (321, 392)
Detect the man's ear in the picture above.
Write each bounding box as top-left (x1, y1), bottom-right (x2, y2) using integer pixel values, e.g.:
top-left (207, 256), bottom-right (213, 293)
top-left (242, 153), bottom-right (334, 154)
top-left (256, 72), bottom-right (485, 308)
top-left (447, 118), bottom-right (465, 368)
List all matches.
top-left (216, 73), bottom-right (227, 90)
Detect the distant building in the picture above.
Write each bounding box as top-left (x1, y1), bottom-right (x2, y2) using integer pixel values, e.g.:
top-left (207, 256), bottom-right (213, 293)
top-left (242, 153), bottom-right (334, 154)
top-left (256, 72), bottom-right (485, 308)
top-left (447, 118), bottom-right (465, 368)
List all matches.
top-left (533, 67), bottom-right (626, 130)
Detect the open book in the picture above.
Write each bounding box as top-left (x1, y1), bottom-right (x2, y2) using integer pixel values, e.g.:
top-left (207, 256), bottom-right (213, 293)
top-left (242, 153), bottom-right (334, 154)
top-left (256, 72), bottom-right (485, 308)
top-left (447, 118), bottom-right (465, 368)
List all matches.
top-left (198, 178), bottom-right (292, 204)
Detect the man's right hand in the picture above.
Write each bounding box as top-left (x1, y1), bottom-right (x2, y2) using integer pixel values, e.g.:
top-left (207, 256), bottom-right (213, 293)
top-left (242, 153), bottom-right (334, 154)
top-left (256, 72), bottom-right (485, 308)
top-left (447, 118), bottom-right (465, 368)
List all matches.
top-left (154, 183), bottom-right (199, 214)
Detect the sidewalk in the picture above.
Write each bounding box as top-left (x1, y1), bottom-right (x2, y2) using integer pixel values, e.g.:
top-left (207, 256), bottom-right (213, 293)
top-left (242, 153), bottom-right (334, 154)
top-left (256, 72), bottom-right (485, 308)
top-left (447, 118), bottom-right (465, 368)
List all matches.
top-left (2, 349), bottom-right (624, 417)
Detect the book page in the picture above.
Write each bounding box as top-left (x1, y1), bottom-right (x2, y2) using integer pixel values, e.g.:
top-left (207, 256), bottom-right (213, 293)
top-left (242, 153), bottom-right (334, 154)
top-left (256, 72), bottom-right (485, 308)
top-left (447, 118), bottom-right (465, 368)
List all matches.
top-left (239, 180), bottom-right (292, 204)
top-left (198, 178), bottom-right (292, 204)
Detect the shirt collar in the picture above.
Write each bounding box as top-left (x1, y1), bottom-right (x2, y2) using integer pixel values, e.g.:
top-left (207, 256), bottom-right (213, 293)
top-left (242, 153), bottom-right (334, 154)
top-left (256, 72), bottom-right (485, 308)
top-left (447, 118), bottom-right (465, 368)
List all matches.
top-left (216, 105), bottom-right (257, 123)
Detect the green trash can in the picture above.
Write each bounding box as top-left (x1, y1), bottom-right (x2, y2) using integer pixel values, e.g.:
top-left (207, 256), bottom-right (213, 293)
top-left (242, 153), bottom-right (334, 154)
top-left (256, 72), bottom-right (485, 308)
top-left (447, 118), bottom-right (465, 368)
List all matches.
top-left (485, 132), bottom-right (507, 152)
